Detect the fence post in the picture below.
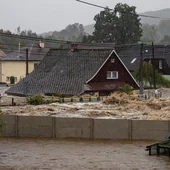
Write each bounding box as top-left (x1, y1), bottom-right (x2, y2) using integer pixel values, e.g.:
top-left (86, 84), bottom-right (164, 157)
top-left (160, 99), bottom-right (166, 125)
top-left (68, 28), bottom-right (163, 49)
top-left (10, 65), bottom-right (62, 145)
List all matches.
top-left (62, 98), bottom-right (65, 103)
top-left (97, 97), bottom-right (100, 101)
top-left (12, 98), bottom-right (15, 106)
top-left (79, 97), bottom-right (83, 102)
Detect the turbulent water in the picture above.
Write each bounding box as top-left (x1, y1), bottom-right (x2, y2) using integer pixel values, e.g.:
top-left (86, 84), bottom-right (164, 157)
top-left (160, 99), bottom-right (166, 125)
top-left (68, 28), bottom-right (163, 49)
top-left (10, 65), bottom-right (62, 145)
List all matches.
top-left (0, 139), bottom-right (170, 170)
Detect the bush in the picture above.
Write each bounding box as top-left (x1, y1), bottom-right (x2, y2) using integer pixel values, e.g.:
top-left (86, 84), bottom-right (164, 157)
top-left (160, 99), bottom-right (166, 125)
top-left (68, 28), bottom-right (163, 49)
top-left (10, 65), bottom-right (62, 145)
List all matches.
top-left (119, 84), bottom-right (133, 95)
top-left (27, 95), bottom-right (45, 105)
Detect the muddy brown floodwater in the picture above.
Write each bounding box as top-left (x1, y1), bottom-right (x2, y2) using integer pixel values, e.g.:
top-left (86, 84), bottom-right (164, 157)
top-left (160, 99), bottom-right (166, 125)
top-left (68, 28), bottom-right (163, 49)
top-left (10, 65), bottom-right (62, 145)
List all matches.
top-left (0, 139), bottom-right (170, 170)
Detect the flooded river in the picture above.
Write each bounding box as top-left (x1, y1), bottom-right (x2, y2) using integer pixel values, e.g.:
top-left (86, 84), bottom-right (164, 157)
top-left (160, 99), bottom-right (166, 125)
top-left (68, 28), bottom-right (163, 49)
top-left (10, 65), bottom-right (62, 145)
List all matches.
top-left (0, 139), bottom-right (170, 170)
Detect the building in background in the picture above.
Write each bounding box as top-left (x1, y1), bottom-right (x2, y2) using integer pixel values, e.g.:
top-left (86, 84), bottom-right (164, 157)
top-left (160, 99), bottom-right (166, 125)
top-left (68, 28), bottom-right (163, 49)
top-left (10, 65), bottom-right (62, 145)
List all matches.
top-left (6, 48), bottom-right (139, 96)
top-left (0, 42), bottom-right (50, 84)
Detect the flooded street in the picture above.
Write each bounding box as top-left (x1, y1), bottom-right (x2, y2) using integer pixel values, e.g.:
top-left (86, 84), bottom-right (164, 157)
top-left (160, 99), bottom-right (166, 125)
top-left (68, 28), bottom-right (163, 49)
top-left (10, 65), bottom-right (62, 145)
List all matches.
top-left (0, 139), bottom-right (170, 170)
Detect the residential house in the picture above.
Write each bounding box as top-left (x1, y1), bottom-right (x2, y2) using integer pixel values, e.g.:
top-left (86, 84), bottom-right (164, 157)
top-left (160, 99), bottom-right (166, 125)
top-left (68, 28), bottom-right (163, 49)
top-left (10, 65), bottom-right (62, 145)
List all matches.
top-left (0, 42), bottom-right (50, 84)
top-left (117, 44), bottom-right (170, 75)
top-left (6, 48), bottom-right (139, 96)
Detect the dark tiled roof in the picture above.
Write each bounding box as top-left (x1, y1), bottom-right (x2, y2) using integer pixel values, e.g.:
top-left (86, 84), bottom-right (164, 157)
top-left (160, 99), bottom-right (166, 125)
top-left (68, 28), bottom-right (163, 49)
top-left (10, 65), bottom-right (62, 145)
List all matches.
top-left (74, 43), bottom-right (115, 50)
top-left (6, 49), bottom-right (113, 96)
top-left (117, 44), bottom-right (170, 71)
top-left (117, 45), bottom-right (141, 71)
top-left (1, 43), bottom-right (50, 61)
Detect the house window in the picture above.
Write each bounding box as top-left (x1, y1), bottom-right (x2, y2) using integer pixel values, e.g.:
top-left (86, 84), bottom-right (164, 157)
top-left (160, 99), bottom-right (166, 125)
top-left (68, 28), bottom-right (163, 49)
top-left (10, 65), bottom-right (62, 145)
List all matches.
top-left (6, 77), bottom-right (17, 83)
top-left (111, 59), bottom-right (115, 63)
top-left (107, 71), bottom-right (118, 79)
top-left (34, 63), bottom-right (38, 69)
top-left (6, 77), bottom-right (10, 82)
top-left (14, 77), bottom-right (17, 82)
top-left (159, 60), bottom-right (163, 69)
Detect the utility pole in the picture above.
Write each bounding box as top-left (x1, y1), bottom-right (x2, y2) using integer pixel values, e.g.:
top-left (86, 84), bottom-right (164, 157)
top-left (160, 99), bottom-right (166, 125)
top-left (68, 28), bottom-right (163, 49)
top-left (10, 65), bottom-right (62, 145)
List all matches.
top-left (26, 48), bottom-right (29, 76)
top-left (139, 43), bottom-right (144, 95)
top-left (152, 42), bottom-right (156, 89)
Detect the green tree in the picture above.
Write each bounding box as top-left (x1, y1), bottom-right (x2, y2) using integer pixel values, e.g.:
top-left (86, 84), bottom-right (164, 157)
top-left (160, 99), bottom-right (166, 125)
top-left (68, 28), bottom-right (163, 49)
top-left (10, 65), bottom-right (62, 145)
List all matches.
top-left (141, 24), bottom-right (158, 42)
top-left (82, 34), bottom-right (94, 43)
top-left (133, 61), bottom-right (170, 88)
top-left (119, 84), bottom-right (133, 95)
top-left (160, 35), bottom-right (170, 43)
top-left (49, 23), bottom-right (85, 42)
top-left (158, 20), bottom-right (170, 39)
top-left (17, 26), bottom-right (21, 35)
top-left (92, 3), bottom-right (142, 44)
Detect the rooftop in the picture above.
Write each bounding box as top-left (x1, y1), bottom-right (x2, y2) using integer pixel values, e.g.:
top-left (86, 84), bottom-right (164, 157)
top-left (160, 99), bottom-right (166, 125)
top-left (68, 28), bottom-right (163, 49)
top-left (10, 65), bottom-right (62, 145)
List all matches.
top-left (6, 48), bottom-right (113, 96)
top-left (0, 43), bottom-right (50, 61)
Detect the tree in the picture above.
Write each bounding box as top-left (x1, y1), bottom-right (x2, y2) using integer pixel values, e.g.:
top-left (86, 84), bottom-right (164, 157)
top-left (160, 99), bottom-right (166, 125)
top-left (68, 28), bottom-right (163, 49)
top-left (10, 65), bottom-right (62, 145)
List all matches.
top-left (17, 26), bottom-right (21, 35)
top-left (160, 35), bottom-right (170, 43)
top-left (92, 3), bottom-right (142, 44)
top-left (141, 24), bottom-right (158, 42)
top-left (50, 23), bottom-right (85, 42)
top-left (82, 34), bottom-right (94, 43)
top-left (158, 20), bottom-right (170, 39)
top-left (133, 61), bottom-right (170, 88)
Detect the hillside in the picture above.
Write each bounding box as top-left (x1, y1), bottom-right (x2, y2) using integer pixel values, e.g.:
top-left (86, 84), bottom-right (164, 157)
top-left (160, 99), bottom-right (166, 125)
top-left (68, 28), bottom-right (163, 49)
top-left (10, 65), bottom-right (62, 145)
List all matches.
top-left (140, 8), bottom-right (170, 25)
top-left (39, 8), bottom-right (170, 40)
top-left (84, 24), bottom-right (94, 35)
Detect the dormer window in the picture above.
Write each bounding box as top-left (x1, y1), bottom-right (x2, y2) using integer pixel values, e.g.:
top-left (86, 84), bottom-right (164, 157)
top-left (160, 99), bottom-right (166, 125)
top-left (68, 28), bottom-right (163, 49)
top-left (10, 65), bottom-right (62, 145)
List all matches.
top-left (159, 60), bottom-right (163, 69)
top-left (107, 71), bottom-right (118, 79)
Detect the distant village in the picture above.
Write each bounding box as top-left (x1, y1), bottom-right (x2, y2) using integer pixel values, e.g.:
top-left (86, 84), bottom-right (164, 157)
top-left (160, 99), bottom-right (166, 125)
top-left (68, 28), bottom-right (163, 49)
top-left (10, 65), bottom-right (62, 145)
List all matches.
top-left (0, 3), bottom-right (170, 98)
top-left (0, 40), bottom-right (169, 98)
top-left (2, 1), bottom-right (170, 169)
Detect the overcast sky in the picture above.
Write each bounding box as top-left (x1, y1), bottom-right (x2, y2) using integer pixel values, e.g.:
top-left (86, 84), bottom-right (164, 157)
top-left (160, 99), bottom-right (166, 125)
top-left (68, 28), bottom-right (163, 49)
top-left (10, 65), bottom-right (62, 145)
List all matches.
top-left (0, 0), bottom-right (170, 33)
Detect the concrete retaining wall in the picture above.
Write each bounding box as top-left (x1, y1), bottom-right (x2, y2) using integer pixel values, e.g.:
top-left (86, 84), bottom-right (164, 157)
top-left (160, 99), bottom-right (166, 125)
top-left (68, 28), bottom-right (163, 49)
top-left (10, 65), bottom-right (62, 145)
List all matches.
top-left (93, 119), bottom-right (129, 139)
top-left (55, 118), bottom-right (92, 139)
top-left (0, 115), bottom-right (169, 140)
top-left (1, 115), bottom-right (16, 137)
top-left (18, 116), bottom-right (53, 137)
top-left (132, 120), bottom-right (169, 140)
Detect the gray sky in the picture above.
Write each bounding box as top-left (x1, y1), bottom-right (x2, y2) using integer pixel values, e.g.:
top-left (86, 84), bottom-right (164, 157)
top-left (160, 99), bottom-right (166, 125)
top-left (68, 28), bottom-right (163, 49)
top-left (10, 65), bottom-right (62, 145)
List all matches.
top-left (0, 0), bottom-right (170, 33)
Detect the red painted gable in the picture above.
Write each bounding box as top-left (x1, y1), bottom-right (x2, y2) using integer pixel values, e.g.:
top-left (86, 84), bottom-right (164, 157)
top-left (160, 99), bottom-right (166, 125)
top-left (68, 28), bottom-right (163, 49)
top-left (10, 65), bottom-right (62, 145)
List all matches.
top-left (84, 51), bottom-right (139, 92)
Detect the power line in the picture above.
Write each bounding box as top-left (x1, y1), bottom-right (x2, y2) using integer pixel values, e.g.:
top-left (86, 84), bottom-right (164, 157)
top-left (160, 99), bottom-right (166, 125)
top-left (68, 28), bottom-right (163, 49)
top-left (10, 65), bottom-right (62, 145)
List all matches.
top-left (1, 40), bottom-right (170, 50)
top-left (0, 33), bottom-right (141, 48)
top-left (0, 32), bottom-right (78, 44)
top-left (76, 0), bottom-right (170, 20)
top-left (2, 48), bottom-right (170, 59)
top-left (2, 31), bottom-right (170, 51)
top-left (76, 0), bottom-right (109, 10)
top-left (1, 33), bottom-right (170, 57)
top-left (0, 32), bottom-right (117, 48)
